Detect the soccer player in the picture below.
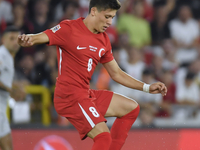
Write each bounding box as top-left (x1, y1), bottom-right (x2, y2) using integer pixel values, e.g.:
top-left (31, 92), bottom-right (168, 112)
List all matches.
top-left (17, 0), bottom-right (167, 149)
top-left (0, 26), bottom-right (20, 150)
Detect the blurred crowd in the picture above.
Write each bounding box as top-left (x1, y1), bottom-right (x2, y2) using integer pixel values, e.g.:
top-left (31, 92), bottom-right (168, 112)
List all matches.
top-left (0, 0), bottom-right (200, 127)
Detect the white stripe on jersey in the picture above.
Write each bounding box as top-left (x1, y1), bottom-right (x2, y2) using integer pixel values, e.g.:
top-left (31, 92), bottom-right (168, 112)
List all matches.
top-left (59, 47), bottom-right (62, 75)
top-left (78, 103), bottom-right (95, 128)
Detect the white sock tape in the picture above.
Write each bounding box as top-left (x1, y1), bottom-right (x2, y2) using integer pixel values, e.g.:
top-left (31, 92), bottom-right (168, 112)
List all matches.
top-left (143, 83), bottom-right (150, 93)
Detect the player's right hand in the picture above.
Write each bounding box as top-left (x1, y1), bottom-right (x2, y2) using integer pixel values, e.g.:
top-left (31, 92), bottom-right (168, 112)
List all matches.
top-left (18, 34), bottom-right (34, 47)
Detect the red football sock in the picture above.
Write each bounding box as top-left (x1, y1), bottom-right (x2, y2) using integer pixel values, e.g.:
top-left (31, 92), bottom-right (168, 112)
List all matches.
top-left (109, 105), bottom-right (140, 150)
top-left (92, 132), bottom-right (112, 150)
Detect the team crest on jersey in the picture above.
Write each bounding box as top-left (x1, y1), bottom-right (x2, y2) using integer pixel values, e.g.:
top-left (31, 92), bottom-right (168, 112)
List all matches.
top-left (51, 24), bottom-right (61, 33)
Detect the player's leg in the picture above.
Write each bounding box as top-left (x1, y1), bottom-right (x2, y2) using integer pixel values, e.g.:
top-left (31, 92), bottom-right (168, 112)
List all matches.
top-left (0, 134), bottom-right (13, 150)
top-left (77, 100), bottom-right (112, 150)
top-left (105, 93), bottom-right (140, 150)
top-left (0, 110), bottom-right (13, 150)
top-left (54, 94), bottom-right (112, 150)
top-left (91, 90), bottom-right (139, 150)
top-left (87, 122), bottom-right (112, 150)
top-left (105, 93), bottom-right (139, 117)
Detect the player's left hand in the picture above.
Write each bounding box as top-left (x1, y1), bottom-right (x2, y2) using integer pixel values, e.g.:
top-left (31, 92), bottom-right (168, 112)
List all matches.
top-left (149, 82), bottom-right (167, 96)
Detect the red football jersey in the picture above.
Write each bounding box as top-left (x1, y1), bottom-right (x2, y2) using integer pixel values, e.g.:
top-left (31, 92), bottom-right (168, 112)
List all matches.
top-left (44, 17), bottom-right (114, 96)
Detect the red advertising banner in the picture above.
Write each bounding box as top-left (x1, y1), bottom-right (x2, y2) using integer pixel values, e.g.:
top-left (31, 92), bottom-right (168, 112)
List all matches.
top-left (12, 129), bottom-right (200, 150)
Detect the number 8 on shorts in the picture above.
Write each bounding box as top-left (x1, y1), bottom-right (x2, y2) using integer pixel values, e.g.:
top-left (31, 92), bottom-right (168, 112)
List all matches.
top-left (89, 107), bottom-right (100, 117)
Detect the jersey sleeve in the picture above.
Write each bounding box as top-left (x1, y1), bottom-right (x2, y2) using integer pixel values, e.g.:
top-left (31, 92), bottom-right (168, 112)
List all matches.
top-left (43, 20), bottom-right (72, 47)
top-left (100, 37), bottom-right (114, 64)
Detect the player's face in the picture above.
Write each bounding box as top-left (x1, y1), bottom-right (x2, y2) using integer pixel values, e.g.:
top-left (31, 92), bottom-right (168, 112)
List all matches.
top-left (94, 8), bottom-right (117, 33)
top-left (2, 32), bottom-right (20, 53)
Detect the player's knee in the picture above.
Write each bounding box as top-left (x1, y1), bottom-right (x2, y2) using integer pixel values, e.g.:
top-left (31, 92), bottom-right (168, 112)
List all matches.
top-left (128, 100), bottom-right (139, 112)
top-left (131, 100), bottom-right (139, 109)
top-left (123, 104), bottom-right (140, 119)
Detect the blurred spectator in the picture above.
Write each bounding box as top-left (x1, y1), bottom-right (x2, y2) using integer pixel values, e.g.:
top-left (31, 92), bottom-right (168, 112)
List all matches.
top-left (79, 0), bottom-right (90, 18)
top-left (117, 0), bottom-right (132, 15)
top-left (11, 2), bottom-right (35, 62)
top-left (190, 0), bottom-right (200, 21)
top-left (106, 25), bottom-right (119, 47)
top-left (46, 46), bottom-right (58, 86)
top-left (0, 0), bottom-right (13, 32)
top-left (153, 0), bottom-right (175, 17)
top-left (157, 69), bottom-right (176, 117)
top-left (176, 71), bottom-right (200, 105)
top-left (143, 0), bottom-right (154, 22)
top-left (175, 71), bottom-right (200, 119)
top-left (169, 5), bottom-right (200, 66)
top-left (54, 0), bottom-right (79, 22)
top-left (189, 59), bottom-right (200, 87)
top-left (31, 0), bottom-right (51, 33)
top-left (118, 0), bottom-right (154, 21)
top-left (175, 59), bottom-right (200, 87)
top-left (15, 54), bottom-right (34, 84)
top-left (139, 107), bottom-right (156, 128)
top-left (168, 0), bottom-right (200, 21)
top-left (117, 0), bottom-right (151, 48)
top-left (161, 39), bottom-right (179, 71)
top-left (14, 0), bottom-right (29, 6)
top-left (150, 46), bottom-right (164, 80)
top-left (11, 2), bottom-right (34, 34)
top-left (60, 0), bottom-right (79, 20)
top-left (32, 48), bottom-right (53, 87)
top-left (118, 32), bottom-right (129, 64)
top-left (121, 46), bottom-right (145, 81)
top-left (19, 46), bottom-right (57, 87)
top-left (150, 5), bottom-right (171, 45)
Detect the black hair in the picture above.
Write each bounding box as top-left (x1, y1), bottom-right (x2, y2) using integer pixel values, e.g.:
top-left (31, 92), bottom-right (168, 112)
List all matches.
top-left (142, 68), bottom-right (153, 76)
top-left (2, 26), bottom-right (20, 36)
top-left (62, 1), bottom-right (79, 12)
top-left (89, 0), bottom-right (121, 13)
top-left (186, 71), bottom-right (196, 80)
top-left (13, 1), bottom-right (25, 8)
top-left (133, 0), bottom-right (143, 6)
top-left (153, 0), bottom-right (167, 7)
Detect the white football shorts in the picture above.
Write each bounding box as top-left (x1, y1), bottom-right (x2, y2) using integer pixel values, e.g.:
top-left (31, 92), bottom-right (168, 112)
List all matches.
top-left (0, 90), bottom-right (11, 138)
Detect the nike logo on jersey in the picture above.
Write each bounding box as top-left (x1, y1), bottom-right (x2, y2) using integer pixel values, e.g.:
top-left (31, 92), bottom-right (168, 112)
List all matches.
top-left (77, 46), bottom-right (87, 50)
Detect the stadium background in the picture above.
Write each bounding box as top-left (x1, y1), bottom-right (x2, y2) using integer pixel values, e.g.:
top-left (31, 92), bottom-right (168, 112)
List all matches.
top-left (0, 0), bottom-right (200, 149)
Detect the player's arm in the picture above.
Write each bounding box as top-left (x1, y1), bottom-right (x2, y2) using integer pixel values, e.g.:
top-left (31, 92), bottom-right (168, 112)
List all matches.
top-left (18, 32), bottom-right (49, 47)
top-left (103, 59), bottom-right (167, 96)
top-left (0, 81), bottom-right (11, 93)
